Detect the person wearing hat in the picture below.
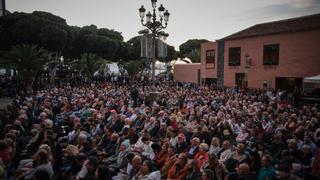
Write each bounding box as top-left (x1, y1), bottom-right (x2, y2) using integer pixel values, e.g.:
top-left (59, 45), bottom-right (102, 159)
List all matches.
top-left (194, 143), bottom-right (209, 168)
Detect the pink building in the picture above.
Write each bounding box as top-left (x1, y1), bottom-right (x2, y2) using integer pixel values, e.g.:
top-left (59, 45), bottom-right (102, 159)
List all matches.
top-left (200, 42), bottom-right (217, 85)
top-left (221, 14), bottom-right (320, 90)
top-left (175, 14), bottom-right (320, 90)
top-left (173, 63), bottom-right (200, 84)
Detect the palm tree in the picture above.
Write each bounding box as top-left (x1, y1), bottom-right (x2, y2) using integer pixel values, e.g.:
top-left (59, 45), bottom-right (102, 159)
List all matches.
top-left (0, 44), bottom-right (52, 93)
top-left (119, 60), bottom-right (144, 79)
top-left (71, 53), bottom-right (110, 80)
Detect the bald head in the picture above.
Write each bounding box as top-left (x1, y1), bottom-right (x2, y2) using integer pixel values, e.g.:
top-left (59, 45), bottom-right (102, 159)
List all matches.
top-left (238, 163), bottom-right (250, 175)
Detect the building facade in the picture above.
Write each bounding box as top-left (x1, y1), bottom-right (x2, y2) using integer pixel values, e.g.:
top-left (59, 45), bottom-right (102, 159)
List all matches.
top-left (200, 42), bottom-right (217, 85)
top-left (173, 63), bottom-right (201, 84)
top-left (175, 14), bottom-right (320, 90)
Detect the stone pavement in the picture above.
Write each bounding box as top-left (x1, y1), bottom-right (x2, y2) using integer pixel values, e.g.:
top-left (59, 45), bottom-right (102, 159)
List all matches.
top-left (0, 98), bottom-right (13, 110)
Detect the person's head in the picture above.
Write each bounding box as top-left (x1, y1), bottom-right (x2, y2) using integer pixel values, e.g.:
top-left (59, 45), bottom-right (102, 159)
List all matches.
top-left (77, 133), bottom-right (87, 145)
top-left (303, 145), bottom-right (312, 156)
top-left (209, 154), bottom-right (218, 166)
top-left (261, 154), bottom-right (272, 168)
top-left (150, 143), bottom-right (161, 154)
top-left (132, 155), bottom-right (142, 169)
top-left (177, 153), bottom-right (188, 166)
top-left (39, 144), bottom-right (52, 157)
top-left (34, 149), bottom-right (49, 165)
top-left (288, 139), bottom-right (298, 150)
top-left (222, 140), bottom-right (230, 149)
top-left (187, 159), bottom-right (198, 172)
top-left (141, 160), bottom-right (153, 175)
top-left (110, 133), bottom-right (119, 142)
top-left (304, 134), bottom-right (312, 144)
top-left (178, 133), bottom-right (186, 143)
top-left (237, 163), bottom-right (250, 175)
top-left (95, 165), bottom-right (110, 180)
top-left (168, 145), bottom-right (176, 156)
top-left (126, 152), bottom-right (135, 164)
top-left (281, 149), bottom-right (290, 161)
top-left (199, 143), bottom-right (209, 154)
top-left (273, 134), bottom-right (282, 144)
top-left (86, 156), bottom-right (99, 172)
top-left (201, 169), bottom-right (215, 180)
top-left (64, 144), bottom-right (79, 157)
top-left (191, 137), bottom-right (200, 147)
top-left (236, 143), bottom-right (245, 154)
top-left (119, 140), bottom-right (130, 151)
top-left (211, 137), bottom-right (220, 146)
top-left (240, 126), bottom-right (247, 133)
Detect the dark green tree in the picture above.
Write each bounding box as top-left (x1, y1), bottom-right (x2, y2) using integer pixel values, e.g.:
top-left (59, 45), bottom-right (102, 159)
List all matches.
top-left (179, 39), bottom-right (209, 62)
top-left (71, 53), bottom-right (110, 78)
top-left (118, 60), bottom-right (144, 78)
top-left (0, 44), bottom-right (52, 92)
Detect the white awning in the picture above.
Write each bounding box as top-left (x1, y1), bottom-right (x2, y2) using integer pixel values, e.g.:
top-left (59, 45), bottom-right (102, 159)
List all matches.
top-left (304, 75), bottom-right (320, 83)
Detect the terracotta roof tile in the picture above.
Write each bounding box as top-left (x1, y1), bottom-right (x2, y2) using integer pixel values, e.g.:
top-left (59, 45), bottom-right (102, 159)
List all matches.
top-left (222, 13), bottom-right (320, 40)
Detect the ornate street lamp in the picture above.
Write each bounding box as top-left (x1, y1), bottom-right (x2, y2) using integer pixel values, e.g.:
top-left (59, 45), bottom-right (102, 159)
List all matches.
top-left (138, 0), bottom-right (170, 85)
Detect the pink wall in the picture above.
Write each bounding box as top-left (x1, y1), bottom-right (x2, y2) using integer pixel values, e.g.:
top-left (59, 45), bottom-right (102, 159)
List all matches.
top-left (224, 29), bottom-right (320, 89)
top-left (200, 42), bottom-right (217, 79)
top-left (173, 63), bottom-right (201, 84)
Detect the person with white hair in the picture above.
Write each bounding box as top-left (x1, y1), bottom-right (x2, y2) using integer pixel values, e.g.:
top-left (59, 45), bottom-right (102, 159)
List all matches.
top-left (187, 137), bottom-right (200, 159)
top-left (194, 143), bottom-right (209, 168)
top-left (219, 140), bottom-right (232, 164)
top-left (209, 137), bottom-right (221, 156)
top-left (76, 133), bottom-right (91, 154)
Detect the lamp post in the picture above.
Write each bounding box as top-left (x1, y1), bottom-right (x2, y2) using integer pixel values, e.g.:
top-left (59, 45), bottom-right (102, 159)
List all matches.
top-left (139, 0), bottom-right (170, 86)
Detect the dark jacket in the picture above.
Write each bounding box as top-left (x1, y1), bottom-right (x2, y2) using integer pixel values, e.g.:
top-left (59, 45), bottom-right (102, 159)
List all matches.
top-left (186, 169), bottom-right (202, 180)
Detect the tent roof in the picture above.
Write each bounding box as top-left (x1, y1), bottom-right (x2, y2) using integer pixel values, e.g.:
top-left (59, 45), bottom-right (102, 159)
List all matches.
top-left (304, 75), bottom-right (320, 83)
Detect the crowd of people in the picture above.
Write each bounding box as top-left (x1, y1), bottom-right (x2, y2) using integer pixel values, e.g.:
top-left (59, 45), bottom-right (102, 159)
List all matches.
top-left (0, 78), bottom-right (319, 180)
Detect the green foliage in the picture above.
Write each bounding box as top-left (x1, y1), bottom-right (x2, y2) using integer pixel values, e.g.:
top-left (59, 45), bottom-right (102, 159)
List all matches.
top-left (179, 39), bottom-right (209, 62)
top-left (127, 35), bottom-right (178, 64)
top-left (185, 49), bottom-right (201, 63)
top-left (0, 10), bottom-right (178, 64)
top-left (0, 44), bottom-right (52, 91)
top-left (0, 44), bottom-right (52, 74)
top-left (39, 25), bottom-right (68, 52)
top-left (0, 11), bottom-right (126, 61)
top-left (0, 11), bottom-right (70, 53)
top-left (71, 53), bottom-right (110, 78)
top-left (127, 36), bottom-right (142, 61)
top-left (118, 60), bottom-right (144, 78)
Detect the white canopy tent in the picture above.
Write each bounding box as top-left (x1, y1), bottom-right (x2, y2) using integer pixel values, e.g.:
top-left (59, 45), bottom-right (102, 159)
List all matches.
top-left (303, 75), bottom-right (320, 95)
top-left (303, 75), bottom-right (320, 83)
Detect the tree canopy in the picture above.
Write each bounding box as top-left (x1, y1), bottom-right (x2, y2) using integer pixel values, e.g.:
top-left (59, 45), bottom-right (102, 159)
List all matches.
top-left (179, 39), bottom-right (209, 62)
top-left (0, 10), bottom-right (205, 76)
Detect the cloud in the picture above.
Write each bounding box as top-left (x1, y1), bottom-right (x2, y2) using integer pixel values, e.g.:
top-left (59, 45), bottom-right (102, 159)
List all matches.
top-left (231, 0), bottom-right (320, 23)
top-left (290, 0), bottom-right (316, 8)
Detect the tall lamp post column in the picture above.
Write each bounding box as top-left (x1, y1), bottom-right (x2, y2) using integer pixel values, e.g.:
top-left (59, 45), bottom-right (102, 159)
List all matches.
top-left (139, 0), bottom-right (170, 86)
